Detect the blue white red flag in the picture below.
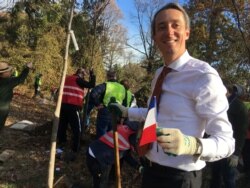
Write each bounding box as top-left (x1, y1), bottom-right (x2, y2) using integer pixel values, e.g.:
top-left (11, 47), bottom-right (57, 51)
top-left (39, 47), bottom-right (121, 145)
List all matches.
top-left (138, 96), bottom-right (157, 146)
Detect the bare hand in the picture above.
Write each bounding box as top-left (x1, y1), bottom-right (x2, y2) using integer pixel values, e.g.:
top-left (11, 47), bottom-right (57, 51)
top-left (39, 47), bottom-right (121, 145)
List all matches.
top-left (26, 62), bottom-right (33, 69)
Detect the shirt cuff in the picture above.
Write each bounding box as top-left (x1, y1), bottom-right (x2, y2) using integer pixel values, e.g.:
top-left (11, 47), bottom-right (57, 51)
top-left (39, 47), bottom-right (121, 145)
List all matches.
top-left (128, 107), bottom-right (147, 122)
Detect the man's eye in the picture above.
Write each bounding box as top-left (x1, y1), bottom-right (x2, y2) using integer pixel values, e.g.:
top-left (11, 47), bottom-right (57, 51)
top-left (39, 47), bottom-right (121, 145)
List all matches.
top-left (158, 25), bottom-right (166, 31)
top-left (173, 23), bottom-right (180, 28)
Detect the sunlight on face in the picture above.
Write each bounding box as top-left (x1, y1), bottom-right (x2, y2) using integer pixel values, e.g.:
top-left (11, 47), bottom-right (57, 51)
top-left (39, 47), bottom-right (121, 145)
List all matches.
top-left (153, 9), bottom-right (190, 64)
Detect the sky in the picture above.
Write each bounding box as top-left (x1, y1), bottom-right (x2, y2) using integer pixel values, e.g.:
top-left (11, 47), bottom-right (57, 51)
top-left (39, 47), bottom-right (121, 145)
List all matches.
top-left (116, 0), bottom-right (137, 37)
top-left (116, 0), bottom-right (185, 36)
top-left (116, 0), bottom-right (185, 61)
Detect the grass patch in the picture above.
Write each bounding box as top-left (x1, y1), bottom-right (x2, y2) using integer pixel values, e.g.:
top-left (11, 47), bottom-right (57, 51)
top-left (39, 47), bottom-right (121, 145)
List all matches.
top-left (244, 101), bottom-right (250, 109)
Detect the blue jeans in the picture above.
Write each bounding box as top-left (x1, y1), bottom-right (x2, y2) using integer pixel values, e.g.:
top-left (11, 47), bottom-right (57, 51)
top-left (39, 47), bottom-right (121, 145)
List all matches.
top-left (210, 158), bottom-right (236, 188)
top-left (96, 107), bottom-right (112, 139)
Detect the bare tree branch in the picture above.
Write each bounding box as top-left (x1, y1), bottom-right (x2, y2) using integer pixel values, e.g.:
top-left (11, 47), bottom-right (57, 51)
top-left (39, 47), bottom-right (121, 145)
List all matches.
top-left (231, 0), bottom-right (250, 63)
top-left (126, 42), bottom-right (145, 55)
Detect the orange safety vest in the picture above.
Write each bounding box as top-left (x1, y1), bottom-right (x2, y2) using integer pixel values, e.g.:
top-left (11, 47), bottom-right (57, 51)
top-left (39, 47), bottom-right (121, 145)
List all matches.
top-left (99, 124), bottom-right (135, 150)
top-left (62, 75), bottom-right (85, 107)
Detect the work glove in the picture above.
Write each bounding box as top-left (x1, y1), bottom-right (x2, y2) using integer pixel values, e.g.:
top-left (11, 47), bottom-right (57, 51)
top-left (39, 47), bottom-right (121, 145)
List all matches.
top-left (227, 155), bottom-right (239, 167)
top-left (108, 103), bottom-right (128, 118)
top-left (138, 165), bottom-right (144, 174)
top-left (157, 128), bottom-right (201, 156)
top-left (84, 114), bottom-right (90, 127)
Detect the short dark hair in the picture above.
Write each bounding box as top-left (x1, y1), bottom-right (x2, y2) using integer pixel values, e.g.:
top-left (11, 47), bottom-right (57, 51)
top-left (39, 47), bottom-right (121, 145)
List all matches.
top-left (120, 79), bottom-right (130, 90)
top-left (107, 70), bottom-right (116, 80)
top-left (76, 68), bottom-right (86, 75)
top-left (233, 84), bottom-right (245, 97)
top-left (151, 3), bottom-right (190, 37)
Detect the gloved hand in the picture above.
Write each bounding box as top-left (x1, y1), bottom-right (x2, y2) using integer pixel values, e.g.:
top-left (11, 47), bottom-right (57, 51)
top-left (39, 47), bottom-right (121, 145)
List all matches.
top-left (108, 103), bottom-right (128, 118)
top-left (84, 114), bottom-right (90, 127)
top-left (227, 155), bottom-right (239, 167)
top-left (157, 128), bottom-right (200, 156)
top-left (138, 165), bottom-right (144, 174)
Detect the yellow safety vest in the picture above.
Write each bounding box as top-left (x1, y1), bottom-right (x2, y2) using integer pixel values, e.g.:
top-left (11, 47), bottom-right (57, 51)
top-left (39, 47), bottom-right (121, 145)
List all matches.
top-left (103, 82), bottom-right (125, 106)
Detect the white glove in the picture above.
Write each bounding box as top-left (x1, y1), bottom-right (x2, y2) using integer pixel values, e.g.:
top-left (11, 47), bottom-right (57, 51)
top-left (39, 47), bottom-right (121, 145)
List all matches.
top-left (157, 128), bottom-right (201, 156)
top-left (227, 155), bottom-right (239, 167)
top-left (108, 103), bottom-right (128, 117)
top-left (138, 165), bottom-right (144, 174)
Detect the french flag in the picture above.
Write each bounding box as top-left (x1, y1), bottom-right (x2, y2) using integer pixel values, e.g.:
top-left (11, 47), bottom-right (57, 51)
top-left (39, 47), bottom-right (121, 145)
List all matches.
top-left (138, 96), bottom-right (157, 146)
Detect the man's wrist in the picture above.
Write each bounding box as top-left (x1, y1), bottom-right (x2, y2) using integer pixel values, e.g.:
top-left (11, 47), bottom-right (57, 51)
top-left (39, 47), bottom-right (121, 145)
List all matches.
top-left (195, 138), bottom-right (202, 155)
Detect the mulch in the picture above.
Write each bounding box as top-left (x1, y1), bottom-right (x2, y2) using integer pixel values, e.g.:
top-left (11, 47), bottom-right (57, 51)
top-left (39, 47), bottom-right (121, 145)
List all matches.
top-left (0, 93), bottom-right (142, 188)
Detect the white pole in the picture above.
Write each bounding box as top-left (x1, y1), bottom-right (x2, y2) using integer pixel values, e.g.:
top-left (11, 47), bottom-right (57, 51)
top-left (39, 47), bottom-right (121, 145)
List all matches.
top-left (70, 30), bottom-right (79, 51)
top-left (47, 0), bottom-right (75, 187)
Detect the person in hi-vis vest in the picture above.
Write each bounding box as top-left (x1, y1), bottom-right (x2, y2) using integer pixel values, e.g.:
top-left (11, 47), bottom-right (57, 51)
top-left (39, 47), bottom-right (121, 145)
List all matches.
top-left (87, 70), bottom-right (126, 139)
top-left (120, 79), bottom-right (137, 108)
top-left (86, 120), bottom-right (142, 188)
top-left (57, 68), bottom-right (95, 158)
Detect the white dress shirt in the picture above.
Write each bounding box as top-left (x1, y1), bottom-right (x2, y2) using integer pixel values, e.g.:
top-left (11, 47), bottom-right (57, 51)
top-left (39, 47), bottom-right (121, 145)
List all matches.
top-left (128, 51), bottom-right (235, 171)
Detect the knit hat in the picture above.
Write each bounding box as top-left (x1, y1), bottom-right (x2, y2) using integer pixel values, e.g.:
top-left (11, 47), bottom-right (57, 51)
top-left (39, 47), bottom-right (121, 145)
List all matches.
top-left (76, 68), bottom-right (87, 76)
top-left (0, 62), bottom-right (12, 73)
top-left (233, 84), bottom-right (245, 97)
top-left (107, 70), bottom-right (116, 80)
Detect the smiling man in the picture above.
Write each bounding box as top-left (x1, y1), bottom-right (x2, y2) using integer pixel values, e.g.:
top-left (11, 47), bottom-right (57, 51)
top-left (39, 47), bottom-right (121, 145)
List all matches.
top-left (151, 6), bottom-right (190, 64)
top-left (110, 3), bottom-right (235, 188)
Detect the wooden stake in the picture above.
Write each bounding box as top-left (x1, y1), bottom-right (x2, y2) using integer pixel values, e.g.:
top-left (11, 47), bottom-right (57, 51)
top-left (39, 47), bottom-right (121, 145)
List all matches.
top-left (111, 109), bottom-right (121, 188)
top-left (47, 0), bottom-right (75, 187)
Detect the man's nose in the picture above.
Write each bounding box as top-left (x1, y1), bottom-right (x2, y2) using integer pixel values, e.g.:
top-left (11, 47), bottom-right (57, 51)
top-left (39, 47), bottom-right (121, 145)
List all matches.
top-left (165, 25), bottom-right (174, 35)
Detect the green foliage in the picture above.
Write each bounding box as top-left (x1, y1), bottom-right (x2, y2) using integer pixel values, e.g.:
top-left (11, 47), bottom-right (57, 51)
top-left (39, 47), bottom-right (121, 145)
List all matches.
top-left (244, 102), bottom-right (250, 109)
top-left (0, 1), bottom-right (66, 92)
top-left (3, 0), bottom-right (130, 93)
top-left (1, 0), bottom-right (249, 104)
top-left (186, 0), bottom-right (250, 86)
top-left (118, 63), bottom-right (147, 92)
top-left (115, 63), bottom-right (149, 107)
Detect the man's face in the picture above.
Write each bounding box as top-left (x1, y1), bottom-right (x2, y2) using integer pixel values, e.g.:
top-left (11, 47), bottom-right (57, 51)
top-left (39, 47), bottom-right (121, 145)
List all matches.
top-left (77, 69), bottom-right (86, 78)
top-left (153, 9), bottom-right (190, 63)
top-left (0, 70), bottom-right (12, 78)
top-left (78, 72), bottom-right (84, 78)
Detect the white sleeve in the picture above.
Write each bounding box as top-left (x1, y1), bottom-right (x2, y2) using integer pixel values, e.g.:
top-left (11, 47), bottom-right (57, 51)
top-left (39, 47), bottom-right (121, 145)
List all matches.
top-left (194, 73), bottom-right (235, 161)
top-left (128, 107), bottom-right (148, 122)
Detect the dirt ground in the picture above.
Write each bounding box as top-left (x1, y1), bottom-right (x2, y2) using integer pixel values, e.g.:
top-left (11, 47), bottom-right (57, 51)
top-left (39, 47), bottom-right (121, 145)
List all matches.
top-left (0, 88), bottom-right (249, 188)
top-left (0, 89), bottom-right (141, 188)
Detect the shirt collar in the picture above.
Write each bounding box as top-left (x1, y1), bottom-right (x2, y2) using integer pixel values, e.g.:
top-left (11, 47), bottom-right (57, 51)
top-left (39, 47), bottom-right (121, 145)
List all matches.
top-left (166, 50), bottom-right (192, 71)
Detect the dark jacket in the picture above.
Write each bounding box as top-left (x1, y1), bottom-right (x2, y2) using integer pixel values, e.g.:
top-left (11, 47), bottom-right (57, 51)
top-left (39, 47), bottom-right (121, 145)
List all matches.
top-left (228, 93), bottom-right (249, 156)
top-left (0, 67), bottom-right (30, 111)
top-left (0, 66), bottom-right (30, 128)
top-left (87, 79), bottom-right (125, 114)
top-left (88, 121), bottom-right (139, 166)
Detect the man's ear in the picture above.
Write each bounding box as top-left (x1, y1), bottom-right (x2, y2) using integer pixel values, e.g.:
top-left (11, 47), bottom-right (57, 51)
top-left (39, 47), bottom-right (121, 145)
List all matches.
top-left (185, 29), bottom-right (190, 40)
top-left (152, 36), bottom-right (158, 48)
